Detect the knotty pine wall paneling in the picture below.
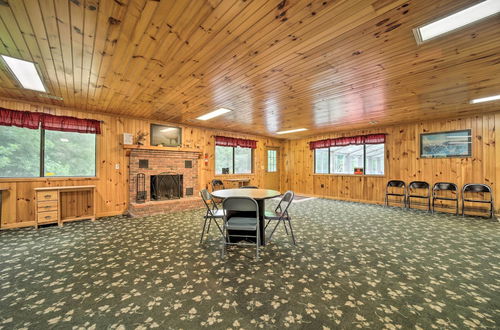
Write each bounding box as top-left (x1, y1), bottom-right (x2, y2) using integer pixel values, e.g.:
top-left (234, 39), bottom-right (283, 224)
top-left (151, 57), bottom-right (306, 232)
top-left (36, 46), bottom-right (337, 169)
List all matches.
top-left (281, 113), bottom-right (500, 214)
top-left (0, 98), bottom-right (283, 228)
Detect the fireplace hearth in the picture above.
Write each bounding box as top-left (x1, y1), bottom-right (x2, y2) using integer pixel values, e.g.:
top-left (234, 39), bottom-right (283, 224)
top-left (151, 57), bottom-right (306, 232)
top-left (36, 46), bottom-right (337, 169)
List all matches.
top-left (150, 174), bottom-right (183, 201)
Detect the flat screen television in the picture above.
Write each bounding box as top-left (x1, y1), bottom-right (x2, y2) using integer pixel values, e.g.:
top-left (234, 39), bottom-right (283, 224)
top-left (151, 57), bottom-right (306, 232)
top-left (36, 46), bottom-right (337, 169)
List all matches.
top-left (150, 124), bottom-right (182, 147)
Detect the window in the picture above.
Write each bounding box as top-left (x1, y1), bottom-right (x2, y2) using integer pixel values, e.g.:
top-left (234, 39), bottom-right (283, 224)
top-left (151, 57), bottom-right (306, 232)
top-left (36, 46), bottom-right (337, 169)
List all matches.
top-left (215, 146), bottom-right (253, 174)
top-left (0, 126), bottom-right (96, 178)
top-left (365, 144), bottom-right (385, 175)
top-left (267, 149), bottom-right (277, 172)
top-left (44, 130), bottom-right (96, 177)
top-left (0, 126), bottom-right (40, 177)
top-left (330, 145), bottom-right (364, 174)
top-left (314, 148), bottom-right (329, 174)
top-left (314, 143), bottom-right (385, 175)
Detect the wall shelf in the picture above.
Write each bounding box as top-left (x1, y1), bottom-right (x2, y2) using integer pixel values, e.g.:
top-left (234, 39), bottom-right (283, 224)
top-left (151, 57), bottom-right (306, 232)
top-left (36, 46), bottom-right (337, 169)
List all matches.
top-left (123, 145), bottom-right (201, 153)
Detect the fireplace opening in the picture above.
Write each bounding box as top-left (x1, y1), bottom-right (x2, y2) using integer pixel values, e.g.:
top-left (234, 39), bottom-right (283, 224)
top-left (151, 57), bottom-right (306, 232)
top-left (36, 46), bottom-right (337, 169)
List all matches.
top-left (150, 174), bottom-right (183, 201)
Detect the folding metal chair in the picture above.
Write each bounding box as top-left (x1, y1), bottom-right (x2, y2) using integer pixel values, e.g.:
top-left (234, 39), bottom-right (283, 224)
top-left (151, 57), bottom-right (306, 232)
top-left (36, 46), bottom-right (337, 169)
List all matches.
top-left (264, 191), bottom-right (295, 245)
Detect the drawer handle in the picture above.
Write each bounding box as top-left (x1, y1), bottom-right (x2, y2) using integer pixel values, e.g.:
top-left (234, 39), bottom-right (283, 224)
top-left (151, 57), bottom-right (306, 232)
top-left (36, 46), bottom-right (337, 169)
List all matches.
top-left (43, 206), bottom-right (51, 208)
top-left (44, 216), bottom-right (51, 219)
top-left (44, 194), bottom-right (51, 198)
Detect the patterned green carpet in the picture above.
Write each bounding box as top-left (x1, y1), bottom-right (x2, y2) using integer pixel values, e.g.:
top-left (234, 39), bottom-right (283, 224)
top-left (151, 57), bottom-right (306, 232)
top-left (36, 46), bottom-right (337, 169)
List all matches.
top-left (0, 199), bottom-right (499, 329)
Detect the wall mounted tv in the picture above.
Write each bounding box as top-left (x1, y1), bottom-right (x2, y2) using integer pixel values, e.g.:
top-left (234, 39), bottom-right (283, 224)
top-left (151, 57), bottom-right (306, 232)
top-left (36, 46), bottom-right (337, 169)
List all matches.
top-left (150, 124), bottom-right (182, 147)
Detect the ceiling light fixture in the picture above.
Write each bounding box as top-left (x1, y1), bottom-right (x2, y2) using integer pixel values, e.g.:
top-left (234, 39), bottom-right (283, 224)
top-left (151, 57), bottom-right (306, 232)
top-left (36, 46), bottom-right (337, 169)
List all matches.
top-left (276, 128), bottom-right (308, 135)
top-left (413, 0), bottom-right (500, 44)
top-left (470, 94), bottom-right (500, 104)
top-left (1, 55), bottom-right (46, 92)
top-left (196, 108), bottom-right (232, 120)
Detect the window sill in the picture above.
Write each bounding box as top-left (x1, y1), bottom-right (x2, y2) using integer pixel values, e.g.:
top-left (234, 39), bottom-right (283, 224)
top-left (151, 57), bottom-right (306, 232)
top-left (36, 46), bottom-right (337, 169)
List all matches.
top-left (0, 177), bottom-right (99, 183)
top-left (214, 173), bottom-right (255, 177)
top-left (313, 173), bottom-right (385, 178)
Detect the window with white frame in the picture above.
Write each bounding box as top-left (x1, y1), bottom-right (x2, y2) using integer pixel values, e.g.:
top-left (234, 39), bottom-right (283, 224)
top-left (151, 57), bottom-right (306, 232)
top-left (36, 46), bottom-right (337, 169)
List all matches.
top-left (267, 149), bottom-right (277, 172)
top-left (314, 143), bottom-right (385, 175)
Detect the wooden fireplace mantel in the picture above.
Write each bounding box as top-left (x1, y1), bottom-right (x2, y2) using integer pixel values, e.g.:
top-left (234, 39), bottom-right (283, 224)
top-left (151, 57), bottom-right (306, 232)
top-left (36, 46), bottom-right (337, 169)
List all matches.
top-left (123, 145), bottom-right (202, 153)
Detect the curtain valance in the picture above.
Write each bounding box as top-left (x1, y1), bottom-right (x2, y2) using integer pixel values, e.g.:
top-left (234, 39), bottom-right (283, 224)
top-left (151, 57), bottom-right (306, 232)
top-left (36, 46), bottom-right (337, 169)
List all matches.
top-left (309, 134), bottom-right (386, 150)
top-left (0, 108), bottom-right (101, 134)
top-left (215, 136), bottom-right (257, 149)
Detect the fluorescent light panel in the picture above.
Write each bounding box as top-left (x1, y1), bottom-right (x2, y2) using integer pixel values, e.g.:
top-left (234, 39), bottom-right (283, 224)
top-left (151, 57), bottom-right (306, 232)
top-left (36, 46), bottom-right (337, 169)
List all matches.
top-left (414, 0), bottom-right (500, 44)
top-left (276, 128), bottom-right (308, 135)
top-left (470, 94), bottom-right (500, 104)
top-left (1, 55), bottom-right (46, 92)
top-left (196, 108), bottom-right (232, 120)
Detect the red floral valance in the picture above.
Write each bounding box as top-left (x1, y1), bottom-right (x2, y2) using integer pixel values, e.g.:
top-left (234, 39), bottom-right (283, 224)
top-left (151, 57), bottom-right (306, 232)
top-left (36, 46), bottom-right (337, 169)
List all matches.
top-left (0, 108), bottom-right (101, 134)
top-left (309, 134), bottom-right (386, 150)
top-left (215, 136), bottom-right (257, 149)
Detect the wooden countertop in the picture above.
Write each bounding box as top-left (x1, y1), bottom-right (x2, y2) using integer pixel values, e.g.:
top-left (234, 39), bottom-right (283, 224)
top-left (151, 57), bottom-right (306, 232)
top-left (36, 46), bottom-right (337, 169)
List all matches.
top-left (34, 185), bottom-right (96, 191)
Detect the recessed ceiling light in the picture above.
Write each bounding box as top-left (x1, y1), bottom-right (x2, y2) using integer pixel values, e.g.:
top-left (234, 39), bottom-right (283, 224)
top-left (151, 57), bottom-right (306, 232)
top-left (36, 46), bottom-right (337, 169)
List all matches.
top-left (196, 108), bottom-right (232, 120)
top-left (1, 55), bottom-right (46, 92)
top-left (470, 94), bottom-right (500, 104)
top-left (276, 128), bottom-right (308, 135)
top-left (369, 120), bottom-right (378, 125)
top-left (413, 0), bottom-right (500, 44)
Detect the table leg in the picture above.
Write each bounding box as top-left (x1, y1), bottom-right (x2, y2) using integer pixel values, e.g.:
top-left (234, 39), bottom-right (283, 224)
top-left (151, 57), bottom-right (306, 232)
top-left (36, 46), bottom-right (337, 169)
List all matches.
top-left (257, 199), bottom-right (266, 246)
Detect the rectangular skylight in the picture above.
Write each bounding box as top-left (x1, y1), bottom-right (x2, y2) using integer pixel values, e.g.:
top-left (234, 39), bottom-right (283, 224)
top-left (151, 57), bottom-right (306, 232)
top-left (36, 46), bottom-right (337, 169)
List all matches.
top-left (276, 128), bottom-right (308, 135)
top-left (414, 0), bottom-right (500, 44)
top-left (1, 55), bottom-right (46, 92)
top-left (196, 108), bottom-right (232, 120)
top-left (470, 94), bottom-right (500, 104)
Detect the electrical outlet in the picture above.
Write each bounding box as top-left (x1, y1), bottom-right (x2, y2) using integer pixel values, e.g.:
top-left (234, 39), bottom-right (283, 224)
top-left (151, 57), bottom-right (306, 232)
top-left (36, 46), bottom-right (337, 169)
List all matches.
top-left (115, 163), bottom-right (120, 170)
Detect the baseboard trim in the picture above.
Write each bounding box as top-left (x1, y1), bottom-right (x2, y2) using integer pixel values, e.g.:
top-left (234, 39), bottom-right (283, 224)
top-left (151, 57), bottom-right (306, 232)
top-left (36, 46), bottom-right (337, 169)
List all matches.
top-left (0, 221), bottom-right (36, 229)
top-left (97, 210), bottom-right (126, 218)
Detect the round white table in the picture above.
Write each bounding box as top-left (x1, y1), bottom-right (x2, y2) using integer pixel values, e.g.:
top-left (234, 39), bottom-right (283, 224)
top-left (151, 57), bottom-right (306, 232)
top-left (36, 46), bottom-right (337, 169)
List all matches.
top-left (211, 188), bottom-right (281, 245)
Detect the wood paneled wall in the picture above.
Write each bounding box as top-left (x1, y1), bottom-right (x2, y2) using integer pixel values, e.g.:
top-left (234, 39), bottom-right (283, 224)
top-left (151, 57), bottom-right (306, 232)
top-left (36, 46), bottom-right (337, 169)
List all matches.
top-left (0, 98), bottom-right (282, 228)
top-left (281, 113), bottom-right (500, 213)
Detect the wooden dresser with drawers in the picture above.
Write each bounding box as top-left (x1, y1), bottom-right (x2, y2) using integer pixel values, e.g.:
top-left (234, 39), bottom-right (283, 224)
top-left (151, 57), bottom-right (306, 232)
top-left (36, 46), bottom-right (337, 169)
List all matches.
top-left (34, 185), bottom-right (96, 228)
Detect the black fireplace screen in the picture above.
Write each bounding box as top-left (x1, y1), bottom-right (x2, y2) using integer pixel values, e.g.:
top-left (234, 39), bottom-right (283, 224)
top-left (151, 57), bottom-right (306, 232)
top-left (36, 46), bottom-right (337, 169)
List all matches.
top-left (150, 174), bottom-right (183, 200)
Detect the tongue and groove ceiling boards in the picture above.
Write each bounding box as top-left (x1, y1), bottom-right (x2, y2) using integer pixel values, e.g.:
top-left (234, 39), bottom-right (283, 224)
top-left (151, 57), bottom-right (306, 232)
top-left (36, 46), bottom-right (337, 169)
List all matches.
top-left (0, 0), bottom-right (498, 137)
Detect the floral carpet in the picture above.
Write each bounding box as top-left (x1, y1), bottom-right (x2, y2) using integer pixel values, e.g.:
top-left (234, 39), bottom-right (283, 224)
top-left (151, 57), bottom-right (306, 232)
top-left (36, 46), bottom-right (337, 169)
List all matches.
top-left (0, 199), bottom-right (499, 329)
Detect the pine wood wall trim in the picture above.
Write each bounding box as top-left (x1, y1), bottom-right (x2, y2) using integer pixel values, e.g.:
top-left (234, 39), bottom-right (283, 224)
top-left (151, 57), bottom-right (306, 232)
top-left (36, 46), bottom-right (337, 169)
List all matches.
top-left (281, 113), bottom-right (500, 214)
top-left (0, 98), bottom-right (283, 228)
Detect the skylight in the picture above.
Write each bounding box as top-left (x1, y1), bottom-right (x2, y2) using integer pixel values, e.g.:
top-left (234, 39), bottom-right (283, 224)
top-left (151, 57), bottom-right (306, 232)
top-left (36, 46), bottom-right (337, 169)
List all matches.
top-left (470, 94), bottom-right (500, 104)
top-left (414, 0), bottom-right (500, 44)
top-left (1, 55), bottom-right (46, 92)
top-left (196, 108), bottom-right (232, 120)
top-left (276, 128), bottom-right (308, 135)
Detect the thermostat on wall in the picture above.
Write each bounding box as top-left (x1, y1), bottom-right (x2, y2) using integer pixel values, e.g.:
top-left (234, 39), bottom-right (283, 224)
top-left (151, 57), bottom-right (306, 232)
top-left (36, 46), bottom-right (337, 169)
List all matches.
top-left (123, 133), bottom-right (133, 145)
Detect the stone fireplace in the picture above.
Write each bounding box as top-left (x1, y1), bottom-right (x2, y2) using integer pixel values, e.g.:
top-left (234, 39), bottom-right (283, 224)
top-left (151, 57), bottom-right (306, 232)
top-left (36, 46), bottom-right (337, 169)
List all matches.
top-left (127, 148), bottom-right (202, 217)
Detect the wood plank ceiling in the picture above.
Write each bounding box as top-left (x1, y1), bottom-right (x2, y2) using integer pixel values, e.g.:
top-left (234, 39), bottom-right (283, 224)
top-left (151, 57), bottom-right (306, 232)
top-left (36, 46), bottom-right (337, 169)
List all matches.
top-left (0, 0), bottom-right (499, 138)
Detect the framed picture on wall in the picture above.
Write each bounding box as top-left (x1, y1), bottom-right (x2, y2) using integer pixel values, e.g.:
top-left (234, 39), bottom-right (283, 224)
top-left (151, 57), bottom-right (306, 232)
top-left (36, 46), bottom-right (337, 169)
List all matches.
top-left (420, 129), bottom-right (471, 158)
top-left (150, 124), bottom-right (182, 147)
